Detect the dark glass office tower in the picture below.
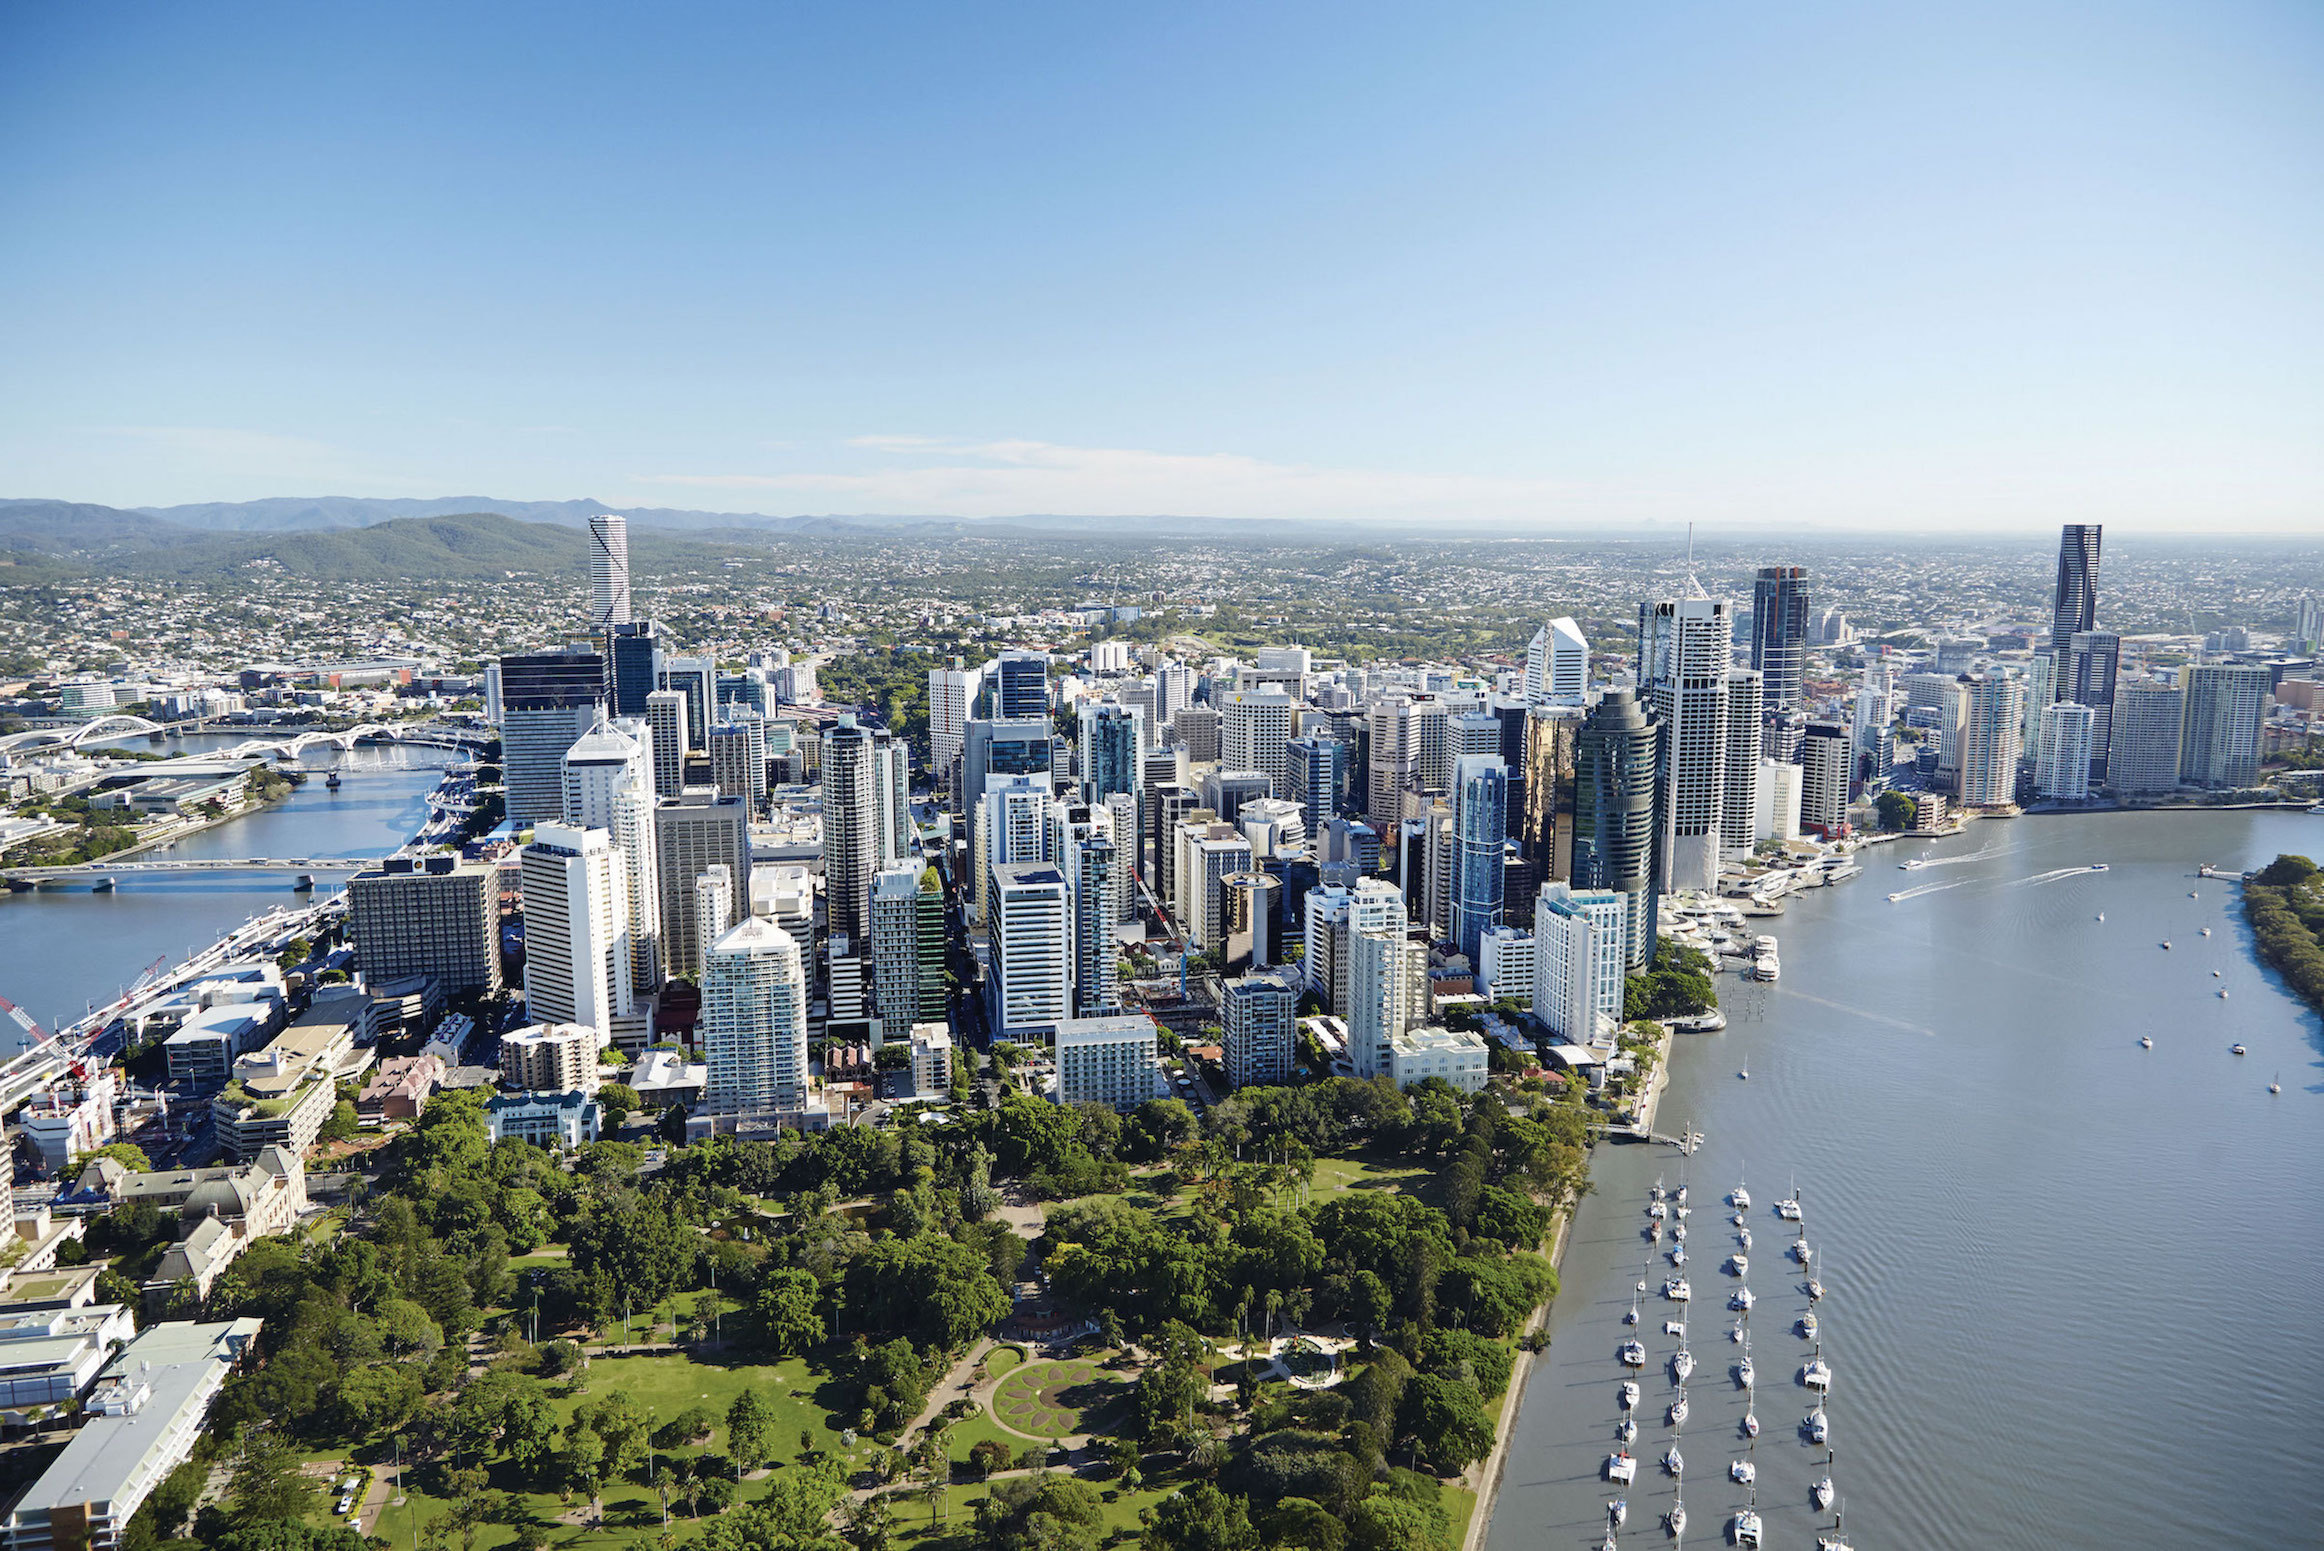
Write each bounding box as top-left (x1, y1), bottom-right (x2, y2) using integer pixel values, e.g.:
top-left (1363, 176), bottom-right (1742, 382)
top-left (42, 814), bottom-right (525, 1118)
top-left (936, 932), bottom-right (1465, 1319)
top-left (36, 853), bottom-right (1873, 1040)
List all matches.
top-left (1572, 688), bottom-right (1661, 970)
top-left (1517, 706), bottom-right (1581, 886)
top-left (1750, 566), bottom-right (1812, 730)
top-left (608, 620), bottom-right (662, 717)
top-left (994, 652), bottom-right (1050, 720)
top-left (2050, 525), bottom-right (2102, 657)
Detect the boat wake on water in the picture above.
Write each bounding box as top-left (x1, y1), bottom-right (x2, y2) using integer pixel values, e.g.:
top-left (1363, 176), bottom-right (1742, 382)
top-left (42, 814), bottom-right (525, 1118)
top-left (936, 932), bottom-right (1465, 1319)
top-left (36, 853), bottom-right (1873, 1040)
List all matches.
top-left (1886, 880), bottom-right (1968, 903)
top-left (2014, 865), bottom-right (2109, 888)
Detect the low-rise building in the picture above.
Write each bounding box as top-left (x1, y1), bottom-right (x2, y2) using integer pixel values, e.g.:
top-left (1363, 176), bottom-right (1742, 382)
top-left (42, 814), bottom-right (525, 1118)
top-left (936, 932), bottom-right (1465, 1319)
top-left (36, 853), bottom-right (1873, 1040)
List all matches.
top-left (628, 1049), bottom-right (707, 1107)
top-left (0, 1318), bottom-right (264, 1551)
top-left (18, 1073), bottom-right (118, 1174)
top-left (356, 1055), bottom-right (445, 1123)
top-left (96, 1148), bottom-right (308, 1310)
top-left (1386, 1026), bottom-right (1490, 1094)
top-left (486, 1090), bottom-right (601, 1148)
top-left (162, 1004), bottom-right (270, 1087)
top-left (209, 1008), bottom-right (355, 1163)
top-left (0, 1303), bottom-right (137, 1412)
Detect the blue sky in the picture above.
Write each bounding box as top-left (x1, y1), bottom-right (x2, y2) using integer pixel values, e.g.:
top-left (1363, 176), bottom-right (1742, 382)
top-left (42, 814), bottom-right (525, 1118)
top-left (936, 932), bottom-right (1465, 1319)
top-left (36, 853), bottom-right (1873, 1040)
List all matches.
top-left (3, 2), bottom-right (2320, 531)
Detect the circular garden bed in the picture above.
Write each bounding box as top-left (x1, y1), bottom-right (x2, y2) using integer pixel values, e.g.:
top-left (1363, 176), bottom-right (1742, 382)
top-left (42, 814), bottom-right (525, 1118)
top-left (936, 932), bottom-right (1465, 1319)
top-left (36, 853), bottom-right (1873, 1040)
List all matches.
top-left (990, 1359), bottom-right (1123, 1438)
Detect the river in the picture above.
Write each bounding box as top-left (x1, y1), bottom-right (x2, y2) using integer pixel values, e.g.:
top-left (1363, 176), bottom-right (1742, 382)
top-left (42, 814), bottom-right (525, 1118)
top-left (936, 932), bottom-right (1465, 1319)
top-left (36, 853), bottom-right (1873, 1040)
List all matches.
top-left (0, 733), bottom-right (451, 1030)
top-left (1485, 808), bottom-right (2324, 1551)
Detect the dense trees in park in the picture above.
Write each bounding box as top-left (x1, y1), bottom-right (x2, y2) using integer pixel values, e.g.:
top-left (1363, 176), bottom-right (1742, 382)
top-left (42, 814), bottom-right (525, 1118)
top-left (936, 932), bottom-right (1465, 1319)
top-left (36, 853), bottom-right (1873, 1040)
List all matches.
top-left (2247, 854), bottom-right (2324, 1011)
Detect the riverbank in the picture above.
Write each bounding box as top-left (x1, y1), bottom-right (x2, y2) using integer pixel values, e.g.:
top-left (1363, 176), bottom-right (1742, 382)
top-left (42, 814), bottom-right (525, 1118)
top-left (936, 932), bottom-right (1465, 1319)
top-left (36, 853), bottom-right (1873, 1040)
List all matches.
top-left (1461, 1204), bottom-right (1575, 1551)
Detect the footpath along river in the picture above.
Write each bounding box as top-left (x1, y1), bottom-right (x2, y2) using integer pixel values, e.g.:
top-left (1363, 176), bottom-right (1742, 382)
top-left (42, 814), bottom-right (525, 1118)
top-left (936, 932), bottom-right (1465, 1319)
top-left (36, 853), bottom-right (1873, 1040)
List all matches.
top-left (1485, 808), bottom-right (2324, 1551)
top-left (0, 734), bottom-right (451, 1031)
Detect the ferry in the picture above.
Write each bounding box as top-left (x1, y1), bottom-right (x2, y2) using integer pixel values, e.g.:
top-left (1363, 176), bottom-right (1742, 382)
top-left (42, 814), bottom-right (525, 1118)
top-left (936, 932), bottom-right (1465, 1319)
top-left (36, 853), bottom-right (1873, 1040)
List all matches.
top-left (1753, 955), bottom-right (1780, 983)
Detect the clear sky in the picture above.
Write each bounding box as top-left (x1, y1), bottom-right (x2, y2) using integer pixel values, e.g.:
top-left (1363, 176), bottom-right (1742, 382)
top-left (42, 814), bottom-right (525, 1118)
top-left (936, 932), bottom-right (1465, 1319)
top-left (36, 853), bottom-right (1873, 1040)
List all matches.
top-left (3, 2), bottom-right (2320, 531)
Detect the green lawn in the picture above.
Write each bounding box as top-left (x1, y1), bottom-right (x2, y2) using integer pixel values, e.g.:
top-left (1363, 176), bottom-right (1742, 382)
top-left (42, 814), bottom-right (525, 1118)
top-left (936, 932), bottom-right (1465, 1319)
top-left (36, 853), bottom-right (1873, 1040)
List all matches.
top-left (990, 1360), bottom-right (1126, 1439)
top-left (982, 1344), bottom-right (1025, 1379)
top-left (1309, 1152), bottom-right (1434, 1202)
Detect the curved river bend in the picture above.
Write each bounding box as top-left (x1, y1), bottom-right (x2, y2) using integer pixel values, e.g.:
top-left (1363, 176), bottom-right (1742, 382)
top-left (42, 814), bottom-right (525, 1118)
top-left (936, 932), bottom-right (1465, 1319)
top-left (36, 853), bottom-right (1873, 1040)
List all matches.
top-left (1487, 809), bottom-right (2324, 1551)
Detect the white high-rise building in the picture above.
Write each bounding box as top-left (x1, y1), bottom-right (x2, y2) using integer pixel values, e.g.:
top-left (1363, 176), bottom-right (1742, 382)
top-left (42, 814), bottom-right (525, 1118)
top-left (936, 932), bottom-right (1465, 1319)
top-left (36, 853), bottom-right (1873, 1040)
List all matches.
top-left (1525, 617), bottom-right (1589, 705)
top-left (1348, 928), bottom-right (1424, 1080)
top-left (871, 730), bottom-right (911, 866)
top-left (976, 773), bottom-right (1061, 926)
top-left (1533, 880), bottom-right (1626, 1047)
top-left (1053, 1014), bottom-right (1161, 1109)
top-left (2107, 681), bottom-right (2185, 795)
top-left (1221, 690), bottom-right (1298, 797)
top-left (1071, 833), bottom-right (1120, 1017)
top-left (1720, 668), bottom-right (1763, 861)
top-left (693, 865), bottom-right (734, 978)
top-left (822, 714), bottom-right (879, 944)
top-left (987, 863), bottom-right (1071, 1041)
top-left (1638, 597), bottom-right (1733, 893)
top-left (2037, 702), bottom-right (2096, 801)
top-left (561, 716), bottom-right (663, 994)
top-left (1476, 925), bottom-right (1535, 1004)
top-left (588, 513), bottom-right (632, 628)
top-left (521, 823), bottom-right (632, 1042)
top-left (2177, 663), bottom-right (2269, 791)
top-left (1302, 878), bottom-right (1406, 1013)
top-left (928, 661), bottom-right (976, 784)
top-left (643, 690), bottom-right (689, 798)
top-left (654, 788), bottom-right (751, 980)
top-left (1221, 969), bottom-right (1299, 1088)
top-left (1955, 675), bottom-right (2025, 807)
top-left (701, 917), bottom-right (808, 1113)
top-left (1755, 760), bottom-right (1802, 843)
top-left (708, 716), bottom-right (769, 806)
top-left (1172, 821), bottom-right (1253, 950)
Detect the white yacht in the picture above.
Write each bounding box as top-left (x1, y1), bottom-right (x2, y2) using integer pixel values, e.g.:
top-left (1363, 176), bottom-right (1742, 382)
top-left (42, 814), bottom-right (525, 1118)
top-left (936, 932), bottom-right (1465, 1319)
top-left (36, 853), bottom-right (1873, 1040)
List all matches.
top-left (1674, 1222), bottom-right (1688, 1241)
top-left (2139, 1036), bottom-right (2153, 1049)
top-left (1813, 1474), bottom-right (1835, 1511)
top-left (1808, 1404), bottom-right (1829, 1444)
top-left (1666, 1278), bottom-right (1692, 1301)
top-left (1652, 1180), bottom-right (1667, 1202)
top-left (1803, 1356), bottom-right (1832, 1391)
top-left (1742, 1409), bottom-right (1759, 1438)
top-left (1618, 1414), bottom-right (1638, 1443)
top-left (1620, 1339), bottom-right (1647, 1367)
top-left (1806, 1277), bottom-right (1825, 1301)
top-left (1730, 1319), bottom-right (1747, 1344)
top-left (1798, 1311), bottom-right (1818, 1339)
top-left (1672, 1347), bottom-right (1695, 1383)
top-left (1731, 1211), bottom-right (1748, 1228)
top-left (1666, 1492), bottom-right (1687, 1537)
top-left (1663, 1445), bottom-right (1684, 1476)
top-left (1676, 1183), bottom-right (1690, 1206)
top-left (1671, 1246), bottom-right (1687, 1267)
top-left (1668, 1393), bottom-right (1689, 1426)
top-left (1729, 1287), bottom-right (1755, 1311)
top-left (1792, 1238), bottom-right (1813, 1266)
top-left (1737, 1227), bottom-right (1752, 1249)
top-left (1607, 1450), bottom-right (1637, 1483)
top-left (1728, 1254), bottom-right (1749, 1277)
top-left (1731, 1504), bottom-right (1763, 1547)
top-left (1730, 1459), bottom-right (1755, 1485)
top-left (1609, 1498), bottom-right (1628, 1528)
top-left (1730, 1183), bottom-right (1750, 1209)
top-left (1775, 1198), bottom-right (1802, 1223)
top-left (1736, 1349), bottom-right (1754, 1389)
top-left (1664, 1319), bottom-right (1687, 1338)
top-left (2201, 927), bottom-right (2212, 936)
top-left (1621, 1380), bottom-right (1641, 1410)
top-left (1649, 1201), bottom-right (1668, 1220)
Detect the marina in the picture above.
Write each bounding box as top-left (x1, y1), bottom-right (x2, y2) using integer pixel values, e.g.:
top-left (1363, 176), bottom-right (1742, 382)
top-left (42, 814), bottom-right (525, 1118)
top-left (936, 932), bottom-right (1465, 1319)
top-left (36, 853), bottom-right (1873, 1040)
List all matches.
top-left (1485, 809), bottom-right (2324, 1551)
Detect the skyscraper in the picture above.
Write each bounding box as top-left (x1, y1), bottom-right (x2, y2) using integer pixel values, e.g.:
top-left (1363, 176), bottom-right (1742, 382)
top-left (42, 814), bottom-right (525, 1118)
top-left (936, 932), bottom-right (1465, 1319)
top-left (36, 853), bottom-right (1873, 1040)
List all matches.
top-left (1524, 618), bottom-right (1589, 706)
top-left (1366, 696), bottom-right (1447, 832)
top-left (2063, 631), bottom-right (2121, 785)
top-left (1347, 928), bottom-right (1423, 1080)
top-left (708, 716), bottom-right (768, 806)
top-left (987, 862), bottom-right (1071, 1041)
top-left (1637, 596), bottom-right (1731, 894)
top-left (1797, 722), bottom-right (1852, 834)
top-left (2036, 702), bottom-right (2095, 801)
top-left (976, 773), bottom-right (1061, 927)
top-left (927, 658), bottom-right (975, 787)
top-left (962, 716), bottom-right (1056, 823)
top-left (642, 690), bottom-right (688, 798)
top-left (1720, 668), bottom-right (1763, 861)
top-left (521, 822), bottom-right (632, 1041)
top-left (499, 647), bottom-right (609, 825)
top-left (1532, 880), bottom-right (1626, 1046)
top-left (1954, 675), bottom-right (2024, 807)
top-left (1077, 702), bottom-right (1144, 807)
top-left (1517, 706), bottom-right (1581, 886)
top-left (1448, 754), bottom-right (1507, 963)
top-left (701, 917), bottom-right (808, 1114)
top-left (1749, 566), bottom-right (1810, 733)
top-left (346, 856), bottom-right (502, 997)
top-left (660, 656), bottom-right (715, 753)
top-left (693, 866), bottom-right (734, 977)
top-left (1072, 836), bottom-right (1119, 1016)
top-left (1572, 687), bottom-right (1660, 969)
top-left (992, 652), bottom-right (1050, 720)
top-left (2050, 524), bottom-right (2103, 657)
top-left (1221, 689), bottom-right (1298, 797)
top-left (561, 716), bottom-right (663, 994)
top-left (2107, 681), bottom-right (2185, 795)
top-left (2177, 664), bottom-right (2269, 790)
top-left (588, 513), bottom-right (631, 629)
top-left (608, 619), bottom-right (662, 716)
top-left (822, 714), bottom-right (878, 945)
top-left (1220, 969), bottom-right (1298, 1088)
top-left (869, 862), bottom-right (946, 1031)
top-left (1287, 733), bottom-right (1350, 841)
top-left (653, 788), bottom-right (751, 979)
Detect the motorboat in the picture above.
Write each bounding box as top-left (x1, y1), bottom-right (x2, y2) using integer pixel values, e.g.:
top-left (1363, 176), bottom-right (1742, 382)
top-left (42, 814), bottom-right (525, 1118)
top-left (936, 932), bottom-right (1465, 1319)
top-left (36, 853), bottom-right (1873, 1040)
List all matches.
top-left (2139, 1037), bottom-right (2153, 1049)
top-left (1808, 1405), bottom-right (1829, 1444)
top-left (2089, 862), bottom-right (2108, 872)
top-left (1650, 1221), bottom-right (1663, 1243)
top-left (1663, 1446), bottom-right (1684, 1476)
top-left (1887, 893), bottom-right (1902, 902)
top-left (1729, 1288), bottom-right (1755, 1311)
top-left (1652, 1180), bottom-right (1667, 1202)
top-left (2213, 969), bottom-right (2222, 978)
top-left (1729, 1254), bottom-right (1749, 1277)
top-left (2201, 927), bottom-right (2212, 936)
top-left (1668, 1394), bottom-right (1689, 1426)
top-left (1665, 1279), bottom-right (1692, 1302)
top-left (1670, 1246), bottom-right (1687, 1267)
top-left (1737, 1227), bottom-right (1753, 1249)
top-left (1730, 1183), bottom-right (1750, 1209)
top-left (2271, 1074), bottom-right (2282, 1095)
top-left (1609, 1498), bottom-right (1628, 1528)
top-left (2096, 912), bottom-right (2104, 921)
top-left (1620, 1340), bottom-right (1647, 1367)
top-left (1731, 1459), bottom-right (1755, 1485)
top-left (2220, 989), bottom-right (2231, 999)
top-left (1672, 1348), bottom-right (1695, 1383)
top-left (1665, 1319), bottom-right (1687, 1338)
top-left (1803, 1355), bottom-right (1831, 1391)
top-left (2232, 1044), bottom-right (2248, 1056)
top-left (1731, 1212), bottom-right (1747, 1227)
top-left (1798, 1312), bottom-right (1818, 1339)
top-left (1775, 1198), bottom-right (1802, 1224)
top-left (2161, 941), bottom-right (2171, 950)
top-left (1621, 1381), bottom-right (1641, 1410)
top-left (1792, 1238), bottom-right (1812, 1265)
top-left (1607, 1450), bottom-right (1637, 1483)
top-left (1739, 1066), bottom-right (1749, 1080)
top-left (1650, 1201), bottom-right (1668, 1220)
top-left (1674, 1222), bottom-right (1687, 1241)
top-left (1730, 1319), bottom-right (1747, 1344)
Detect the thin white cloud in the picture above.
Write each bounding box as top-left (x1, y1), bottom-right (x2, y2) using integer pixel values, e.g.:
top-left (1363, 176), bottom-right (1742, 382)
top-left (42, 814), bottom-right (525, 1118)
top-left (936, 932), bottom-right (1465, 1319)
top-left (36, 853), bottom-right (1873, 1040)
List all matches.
top-left (646, 437), bottom-right (1569, 521)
